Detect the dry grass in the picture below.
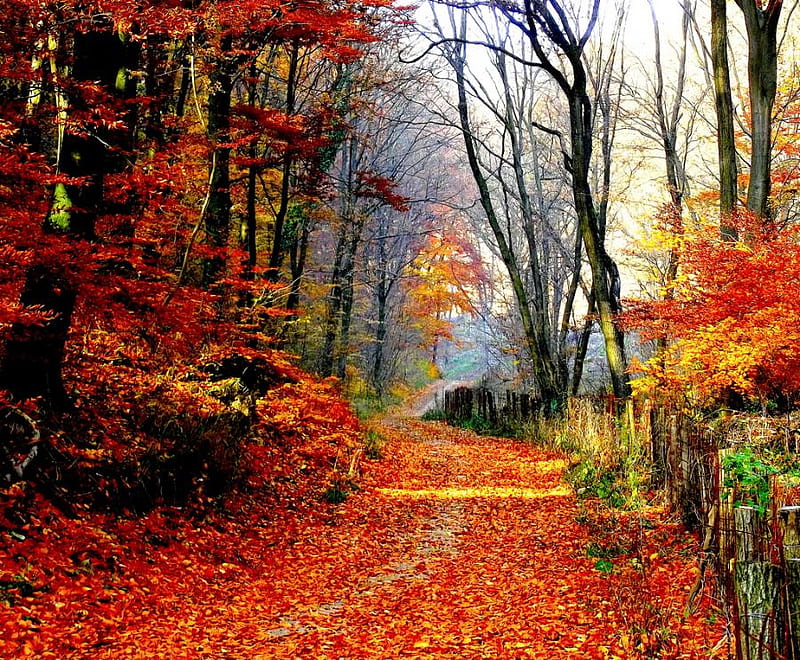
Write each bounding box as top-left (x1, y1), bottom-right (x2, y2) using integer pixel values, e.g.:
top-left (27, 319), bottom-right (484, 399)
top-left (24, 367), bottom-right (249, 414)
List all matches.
top-left (522, 397), bottom-right (650, 508)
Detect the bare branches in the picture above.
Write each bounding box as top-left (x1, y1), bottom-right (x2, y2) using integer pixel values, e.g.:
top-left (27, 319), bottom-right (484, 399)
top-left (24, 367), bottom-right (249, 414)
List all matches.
top-left (400, 36), bottom-right (541, 68)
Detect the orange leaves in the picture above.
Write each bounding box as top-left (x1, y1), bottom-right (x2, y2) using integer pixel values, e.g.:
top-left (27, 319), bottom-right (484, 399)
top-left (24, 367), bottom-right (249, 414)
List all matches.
top-left (625, 215), bottom-right (800, 404)
top-left (1, 412), bottom-right (723, 658)
top-left (403, 226), bottom-right (487, 350)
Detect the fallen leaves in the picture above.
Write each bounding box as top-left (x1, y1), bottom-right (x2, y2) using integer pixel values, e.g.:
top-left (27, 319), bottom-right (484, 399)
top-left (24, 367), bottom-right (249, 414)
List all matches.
top-left (1, 412), bottom-right (727, 658)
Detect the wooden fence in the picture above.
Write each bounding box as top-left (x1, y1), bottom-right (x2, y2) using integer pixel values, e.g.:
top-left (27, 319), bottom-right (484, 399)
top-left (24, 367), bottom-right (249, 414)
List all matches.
top-left (440, 387), bottom-right (800, 658)
top-left (636, 401), bottom-right (800, 660)
top-left (443, 386), bottom-right (537, 426)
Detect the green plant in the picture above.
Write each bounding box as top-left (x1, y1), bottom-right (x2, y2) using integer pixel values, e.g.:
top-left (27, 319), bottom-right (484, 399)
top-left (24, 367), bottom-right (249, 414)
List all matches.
top-left (721, 447), bottom-right (778, 514)
top-left (594, 558), bottom-right (614, 574)
top-left (462, 413), bottom-right (516, 437)
top-left (421, 408), bottom-right (447, 422)
top-left (351, 394), bottom-right (388, 421)
top-left (323, 481), bottom-right (349, 504)
top-left (363, 429), bottom-right (385, 460)
top-left (566, 462), bottom-right (627, 508)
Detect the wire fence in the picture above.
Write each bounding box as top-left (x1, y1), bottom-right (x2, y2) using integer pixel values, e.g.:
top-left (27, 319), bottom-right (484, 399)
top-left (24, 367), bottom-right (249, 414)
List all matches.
top-left (639, 401), bottom-right (800, 660)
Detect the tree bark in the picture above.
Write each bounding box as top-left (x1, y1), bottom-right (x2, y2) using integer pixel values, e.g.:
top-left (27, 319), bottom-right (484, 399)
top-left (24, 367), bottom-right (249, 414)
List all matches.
top-left (497, 54), bottom-right (567, 404)
top-left (711, 0), bottom-right (739, 235)
top-left (0, 266), bottom-right (76, 407)
top-left (267, 41), bottom-right (299, 279)
top-left (287, 207), bottom-right (310, 312)
top-left (734, 0), bottom-right (782, 221)
top-left (335, 217), bottom-right (365, 379)
top-left (320, 223), bottom-right (348, 378)
top-left (204, 33), bottom-right (236, 286)
top-left (780, 506), bottom-right (800, 658)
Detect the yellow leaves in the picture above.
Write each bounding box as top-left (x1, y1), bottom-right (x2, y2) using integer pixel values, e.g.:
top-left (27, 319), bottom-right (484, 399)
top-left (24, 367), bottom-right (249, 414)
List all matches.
top-left (628, 215), bottom-right (800, 404)
top-left (375, 485), bottom-right (572, 500)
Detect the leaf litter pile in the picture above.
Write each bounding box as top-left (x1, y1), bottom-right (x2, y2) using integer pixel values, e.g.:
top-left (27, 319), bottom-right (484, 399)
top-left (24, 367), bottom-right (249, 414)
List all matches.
top-left (2, 412), bottom-right (727, 658)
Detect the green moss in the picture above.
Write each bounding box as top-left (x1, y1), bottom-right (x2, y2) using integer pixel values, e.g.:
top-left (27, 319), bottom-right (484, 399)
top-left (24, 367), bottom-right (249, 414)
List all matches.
top-left (48, 183), bottom-right (72, 230)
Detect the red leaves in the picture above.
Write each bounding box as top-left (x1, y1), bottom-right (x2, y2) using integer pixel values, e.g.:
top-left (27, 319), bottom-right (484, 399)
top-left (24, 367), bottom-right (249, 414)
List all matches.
top-left (625, 215), bottom-right (800, 403)
top-left (355, 170), bottom-right (409, 211)
top-left (1, 411), bottom-right (726, 658)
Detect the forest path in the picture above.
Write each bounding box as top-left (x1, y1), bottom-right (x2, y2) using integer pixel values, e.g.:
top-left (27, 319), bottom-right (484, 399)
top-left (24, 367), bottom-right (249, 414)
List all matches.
top-left (50, 411), bottom-right (724, 659)
top-left (166, 412), bottom-right (721, 659)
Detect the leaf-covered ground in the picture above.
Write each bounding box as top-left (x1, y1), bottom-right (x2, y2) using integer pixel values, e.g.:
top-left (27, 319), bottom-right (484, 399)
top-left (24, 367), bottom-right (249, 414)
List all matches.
top-left (2, 412), bottom-right (728, 658)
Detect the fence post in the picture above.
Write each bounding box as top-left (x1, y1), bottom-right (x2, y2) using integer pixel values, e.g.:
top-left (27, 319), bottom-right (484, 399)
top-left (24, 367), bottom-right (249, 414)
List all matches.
top-left (652, 404), bottom-right (667, 488)
top-left (733, 506), bottom-right (783, 660)
top-left (780, 506), bottom-right (800, 659)
top-left (719, 448), bottom-right (736, 585)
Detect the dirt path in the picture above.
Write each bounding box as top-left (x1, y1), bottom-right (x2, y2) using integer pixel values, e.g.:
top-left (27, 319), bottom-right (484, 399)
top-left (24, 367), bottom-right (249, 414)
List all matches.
top-left (16, 411), bottom-right (725, 659)
top-left (168, 413), bottom-right (722, 659)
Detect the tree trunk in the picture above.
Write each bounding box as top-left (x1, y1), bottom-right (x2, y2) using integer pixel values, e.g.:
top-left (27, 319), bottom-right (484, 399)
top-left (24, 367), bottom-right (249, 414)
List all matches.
top-left (287, 208), bottom-right (310, 312)
top-left (204, 33), bottom-right (236, 286)
top-left (450, 27), bottom-right (564, 410)
top-left (735, 0), bottom-right (782, 221)
top-left (371, 218), bottom-right (390, 393)
top-left (497, 54), bottom-right (567, 405)
top-left (711, 0), bottom-right (739, 236)
top-left (779, 506), bottom-right (800, 658)
top-left (335, 219), bottom-right (364, 379)
top-left (567, 92), bottom-right (629, 398)
top-left (1, 22), bottom-right (131, 409)
top-left (570, 293), bottom-right (595, 396)
top-left (319, 223), bottom-right (348, 377)
top-left (267, 41), bottom-right (299, 279)
top-left (244, 62), bottom-right (259, 274)
top-left (733, 506), bottom-right (783, 660)
top-left (0, 266), bottom-right (76, 407)
top-left (506, 0), bottom-right (629, 398)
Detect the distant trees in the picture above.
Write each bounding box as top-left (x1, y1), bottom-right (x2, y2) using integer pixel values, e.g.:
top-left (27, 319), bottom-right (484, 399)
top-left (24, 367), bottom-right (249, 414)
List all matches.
top-left (304, 49), bottom-right (485, 393)
top-left (418, 0), bottom-right (630, 404)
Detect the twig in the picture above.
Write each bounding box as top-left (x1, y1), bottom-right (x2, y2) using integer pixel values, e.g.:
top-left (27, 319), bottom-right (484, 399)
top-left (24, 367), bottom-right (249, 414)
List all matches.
top-left (164, 152), bottom-right (216, 305)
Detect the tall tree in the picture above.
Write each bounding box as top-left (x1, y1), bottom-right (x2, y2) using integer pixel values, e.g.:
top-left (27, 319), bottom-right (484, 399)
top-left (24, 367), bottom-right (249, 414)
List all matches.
top-left (624, 0), bottom-right (694, 293)
top-left (204, 30), bottom-right (238, 286)
top-left (0, 10), bottom-right (136, 407)
top-left (711, 0), bottom-right (739, 231)
top-left (734, 0), bottom-right (783, 220)
top-left (497, 0), bottom-right (630, 398)
top-left (437, 9), bottom-right (567, 407)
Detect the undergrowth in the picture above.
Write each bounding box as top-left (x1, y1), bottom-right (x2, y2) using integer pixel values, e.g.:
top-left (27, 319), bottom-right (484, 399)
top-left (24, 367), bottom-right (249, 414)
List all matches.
top-left (363, 428), bottom-right (386, 461)
top-left (423, 408), bottom-right (516, 437)
top-left (420, 408), bottom-right (446, 422)
top-left (451, 413), bottom-right (516, 437)
top-left (523, 397), bottom-right (650, 510)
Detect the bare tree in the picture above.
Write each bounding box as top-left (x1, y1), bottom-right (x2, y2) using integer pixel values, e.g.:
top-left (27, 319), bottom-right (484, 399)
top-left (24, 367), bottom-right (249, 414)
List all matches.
top-left (424, 6), bottom-right (584, 408)
top-left (495, 0), bottom-right (630, 398)
top-left (311, 47), bottom-right (463, 385)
